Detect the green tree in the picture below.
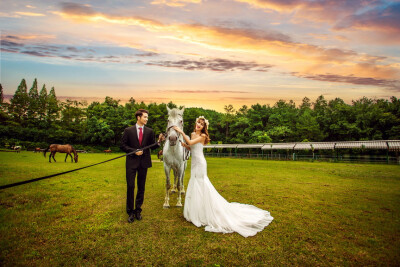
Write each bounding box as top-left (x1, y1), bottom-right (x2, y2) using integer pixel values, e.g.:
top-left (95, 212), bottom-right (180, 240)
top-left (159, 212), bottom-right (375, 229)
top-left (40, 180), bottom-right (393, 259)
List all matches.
top-left (0, 83), bottom-right (3, 104)
top-left (61, 99), bottom-right (87, 142)
top-left (85, 117), bottom-right (114, 144)
top-left (27, 78), bottom-right (40, 122)
top-left (222, 104), bottom-right (235, 140)
top-left (296, 109), bottom-right (325, 141)
top-left (299, 96), bottom-right (312, 111)
top-left (267, 125), bottom-right (292, 142)
top-left (47, 86), bottom-right (60, 123)
top-left (267, 100), bottom-right (297, 141)
top-left (38, 84), bottom-right (48, 122)
top-left (0, 83), bottom-right (10, 124)
top-left (251, 130), bottom-right (272, 143)
top-left (326, 98), bottom-right (360, 141)
top-left (9, 79), bottom-right (29, 123)
top-left (87, 97), bottom-right (126, 145)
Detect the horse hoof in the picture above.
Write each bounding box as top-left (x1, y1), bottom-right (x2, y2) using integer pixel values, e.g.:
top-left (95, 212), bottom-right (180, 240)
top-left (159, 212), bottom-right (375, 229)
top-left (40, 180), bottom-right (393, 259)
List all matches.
top-left (180, 191), bottom-right (185, 195)
top-left (163, 205), bottom-right (170, 209)
top-left (176, 203), bottom-right (182, 207)
top-left (171, 190), bottom-right (177, 194)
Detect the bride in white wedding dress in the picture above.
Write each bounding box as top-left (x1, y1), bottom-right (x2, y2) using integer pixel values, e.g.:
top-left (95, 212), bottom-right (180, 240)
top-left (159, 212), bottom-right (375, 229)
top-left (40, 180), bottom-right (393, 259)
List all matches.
top-left (173, 116), bottom-right (273, 237)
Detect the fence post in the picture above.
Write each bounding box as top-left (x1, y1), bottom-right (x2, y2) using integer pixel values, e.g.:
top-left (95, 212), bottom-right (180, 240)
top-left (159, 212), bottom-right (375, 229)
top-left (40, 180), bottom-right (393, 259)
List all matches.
top-left (386, 149), bottom-right (389, 164)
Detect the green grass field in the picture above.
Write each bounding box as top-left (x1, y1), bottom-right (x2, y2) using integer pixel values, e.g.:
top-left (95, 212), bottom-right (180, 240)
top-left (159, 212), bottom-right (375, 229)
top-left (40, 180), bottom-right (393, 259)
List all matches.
top-left (0, 151), bottom-right (399, 266)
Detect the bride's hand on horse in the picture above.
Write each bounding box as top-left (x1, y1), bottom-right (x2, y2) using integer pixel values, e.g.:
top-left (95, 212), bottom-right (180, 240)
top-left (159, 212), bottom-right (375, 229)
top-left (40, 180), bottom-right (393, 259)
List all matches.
top-left (173, 126), bottom-right (183, 134)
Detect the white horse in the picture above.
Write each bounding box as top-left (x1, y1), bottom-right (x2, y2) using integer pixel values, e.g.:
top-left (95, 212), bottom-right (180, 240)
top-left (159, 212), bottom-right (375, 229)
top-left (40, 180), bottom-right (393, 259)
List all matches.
top-left (162, 107), bottom-right (189, 208)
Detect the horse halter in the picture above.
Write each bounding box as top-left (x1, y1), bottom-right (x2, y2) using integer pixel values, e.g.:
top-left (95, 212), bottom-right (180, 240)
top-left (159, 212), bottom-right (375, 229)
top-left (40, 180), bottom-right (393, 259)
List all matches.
top-left (163, 118), bottom-right (183, 139)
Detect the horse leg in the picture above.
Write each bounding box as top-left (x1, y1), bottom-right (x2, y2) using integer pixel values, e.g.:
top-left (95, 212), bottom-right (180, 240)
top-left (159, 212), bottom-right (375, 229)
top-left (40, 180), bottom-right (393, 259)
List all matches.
top-left (49, 152), bottom-right (52, 163)
top-left (163, 164), bottom-right (172, 209)
top-left (176, 166), bottom-right (185, 207)
top-left (52, 152), bottom-right (56, 162)
top-left (65, 153), bottom-right (68, 162)
top-left (69, 153), bottom-right (73, 162)
top-left (171, 167), bottom-right (178, 193)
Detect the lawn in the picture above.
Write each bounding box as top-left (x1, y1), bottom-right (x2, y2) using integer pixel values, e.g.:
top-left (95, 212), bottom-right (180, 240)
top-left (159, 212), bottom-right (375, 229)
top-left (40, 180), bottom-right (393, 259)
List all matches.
top-left (0, 151), bottom-right (399, 266)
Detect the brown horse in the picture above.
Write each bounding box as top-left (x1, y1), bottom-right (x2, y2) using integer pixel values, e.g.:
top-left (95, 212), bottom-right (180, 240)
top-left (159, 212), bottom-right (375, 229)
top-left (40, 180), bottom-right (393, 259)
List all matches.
top-left (104, 149), bottom-right (112, 154)
top-left (34, 147), bottom-right (42, 153)
top-left (44, 144), bottom-right (78, 163)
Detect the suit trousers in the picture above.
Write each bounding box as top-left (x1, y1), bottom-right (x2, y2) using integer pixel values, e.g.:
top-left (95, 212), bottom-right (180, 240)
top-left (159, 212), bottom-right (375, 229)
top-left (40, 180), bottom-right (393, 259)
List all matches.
top-left (126, 166), bottom-right (148, 215)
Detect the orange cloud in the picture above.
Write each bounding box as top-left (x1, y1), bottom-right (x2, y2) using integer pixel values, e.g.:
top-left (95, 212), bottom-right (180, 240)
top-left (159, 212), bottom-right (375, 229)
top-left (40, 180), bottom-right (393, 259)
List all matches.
top-left (52, 3), bottom-right (400, 88)
top-left (15, 11), bottom-right (45, 17)
top-left (151, 0), bottom-right (201, 7)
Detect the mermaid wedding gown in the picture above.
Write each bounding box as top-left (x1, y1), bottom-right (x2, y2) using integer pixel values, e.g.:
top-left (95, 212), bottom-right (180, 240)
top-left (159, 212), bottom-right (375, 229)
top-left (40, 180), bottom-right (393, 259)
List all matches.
top-left (183, 142), bottom-right (273, 237)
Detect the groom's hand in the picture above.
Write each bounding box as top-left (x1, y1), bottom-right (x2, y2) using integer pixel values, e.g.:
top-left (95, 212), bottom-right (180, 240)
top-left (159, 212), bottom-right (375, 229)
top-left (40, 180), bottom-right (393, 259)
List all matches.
top-left (135, 150), bottom-right (143, 156)
top-left (158, 133), bottom-right (165, 143)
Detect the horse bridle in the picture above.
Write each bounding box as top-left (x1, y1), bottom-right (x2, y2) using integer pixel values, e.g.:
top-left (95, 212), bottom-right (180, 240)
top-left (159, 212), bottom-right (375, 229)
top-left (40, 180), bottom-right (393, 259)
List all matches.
top-left (162, 124), bottom-right (190, 161)
top-left (163, 125), bottom-right (181, 139)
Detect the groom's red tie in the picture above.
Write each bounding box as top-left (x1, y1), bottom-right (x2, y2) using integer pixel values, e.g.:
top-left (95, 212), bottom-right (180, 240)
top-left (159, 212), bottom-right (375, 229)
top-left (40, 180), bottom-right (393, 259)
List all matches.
top-left (139, 127), bottom-right (143, 145)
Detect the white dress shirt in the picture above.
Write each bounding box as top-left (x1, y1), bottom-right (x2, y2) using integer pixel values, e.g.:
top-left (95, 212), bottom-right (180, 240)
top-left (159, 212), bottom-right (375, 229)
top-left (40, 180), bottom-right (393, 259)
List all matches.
top-left (136, 124), bottom-right (144, 141)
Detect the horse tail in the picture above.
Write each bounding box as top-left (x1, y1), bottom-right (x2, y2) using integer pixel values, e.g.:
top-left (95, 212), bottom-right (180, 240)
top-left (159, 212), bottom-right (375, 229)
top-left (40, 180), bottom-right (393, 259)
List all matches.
top-left (44, 146), bottom-right (49, 158)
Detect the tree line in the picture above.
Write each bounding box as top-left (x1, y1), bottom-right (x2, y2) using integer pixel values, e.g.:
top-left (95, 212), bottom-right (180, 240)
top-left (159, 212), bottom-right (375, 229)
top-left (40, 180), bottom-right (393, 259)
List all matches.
top-left (0, 78), bottom-right (399, 151)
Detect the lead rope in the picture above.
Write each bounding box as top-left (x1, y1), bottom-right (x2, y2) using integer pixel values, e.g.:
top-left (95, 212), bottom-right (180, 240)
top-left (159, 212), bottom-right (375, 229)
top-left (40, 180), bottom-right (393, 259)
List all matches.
top-left (0, 142), bottom-right (160, 190)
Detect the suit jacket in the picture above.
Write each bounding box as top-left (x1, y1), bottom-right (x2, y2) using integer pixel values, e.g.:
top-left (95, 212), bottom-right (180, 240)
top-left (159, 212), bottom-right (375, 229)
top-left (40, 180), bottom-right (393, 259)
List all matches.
top-left (120, 125), bottom-right (160, 169)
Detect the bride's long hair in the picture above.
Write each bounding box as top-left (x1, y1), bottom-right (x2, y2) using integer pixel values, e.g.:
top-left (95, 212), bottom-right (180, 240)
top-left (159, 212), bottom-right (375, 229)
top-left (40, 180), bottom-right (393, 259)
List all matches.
top-left (194, 118), bottom-right (210, 145)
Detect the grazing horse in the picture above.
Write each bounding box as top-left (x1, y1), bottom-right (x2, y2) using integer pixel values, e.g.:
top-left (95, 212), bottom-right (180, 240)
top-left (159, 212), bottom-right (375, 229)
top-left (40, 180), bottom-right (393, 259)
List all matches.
top-left (44, 144), bottom-right (78, 163)
top-left (104, 149), bottom-right (112, 154)
top-left (11, 146), bottom-right (21, 153)
top-left (34, 147), bottom-right (41, 153)
top-left (162, 107), bottom-right (189, 208)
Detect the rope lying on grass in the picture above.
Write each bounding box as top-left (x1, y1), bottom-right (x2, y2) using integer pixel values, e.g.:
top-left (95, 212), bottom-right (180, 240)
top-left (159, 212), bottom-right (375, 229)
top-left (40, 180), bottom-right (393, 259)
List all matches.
top-left (0, 143), bottom-right (159, 190)
top-left (0, 149), bottom-right (21, 153)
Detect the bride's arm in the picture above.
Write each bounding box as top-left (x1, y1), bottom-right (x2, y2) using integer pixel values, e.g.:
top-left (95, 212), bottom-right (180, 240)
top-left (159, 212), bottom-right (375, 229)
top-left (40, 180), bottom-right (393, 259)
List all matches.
top-left (173, 127), bottom-right (205, 145)
top-left (180, 141), bottom-right (191, 150)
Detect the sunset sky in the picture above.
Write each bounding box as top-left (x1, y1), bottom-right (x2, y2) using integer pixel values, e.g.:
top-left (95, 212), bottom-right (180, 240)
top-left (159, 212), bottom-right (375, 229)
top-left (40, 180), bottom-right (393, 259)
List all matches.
top-left (1, 0), bottom-right (399, 111)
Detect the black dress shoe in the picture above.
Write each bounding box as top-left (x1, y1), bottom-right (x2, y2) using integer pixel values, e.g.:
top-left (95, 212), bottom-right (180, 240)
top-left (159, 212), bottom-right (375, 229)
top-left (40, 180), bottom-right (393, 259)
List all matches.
top-left (135, 212), bottom-right (142, 221)
top-left (128, 214), bottom-right (135, 223)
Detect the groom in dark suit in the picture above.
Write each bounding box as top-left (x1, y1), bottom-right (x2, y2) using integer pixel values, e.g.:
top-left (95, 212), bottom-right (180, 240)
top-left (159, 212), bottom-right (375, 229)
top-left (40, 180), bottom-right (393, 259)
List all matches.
top-left (120, 109), bottom-right (164, 223)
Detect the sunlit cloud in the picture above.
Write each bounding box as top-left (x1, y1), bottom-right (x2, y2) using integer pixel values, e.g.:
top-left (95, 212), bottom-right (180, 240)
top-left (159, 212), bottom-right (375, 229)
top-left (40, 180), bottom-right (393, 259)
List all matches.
top-left (1, 0), bottom-right (399, 111)
top-left (0, 35), bottom-right (143, 64)
top-left (147, 58), bottom-right (273, 72)
top-left (234, 0), bottom-right (366, 22)
top-left (15, 11), bottom-right (45, 17)
top-left (160, 89), bottom-right (249, 94)
top-left (55, 3), bottom-right (163, 30)
top-left (294, 73), bottom-right (400, 91)
top-left (0, 12), bottom-right (22, 18)
top-left (48, 2), bottom-right (400, 87)
top-left (151, 0), bottom-right (202, 7)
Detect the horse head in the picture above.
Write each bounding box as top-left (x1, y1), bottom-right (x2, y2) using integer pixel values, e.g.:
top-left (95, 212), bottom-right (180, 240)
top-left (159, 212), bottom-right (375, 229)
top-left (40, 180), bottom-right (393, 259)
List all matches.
top-left (166, 107), bottom-right (185, 146)
top-left (74, 152), bottom-right (79, 163)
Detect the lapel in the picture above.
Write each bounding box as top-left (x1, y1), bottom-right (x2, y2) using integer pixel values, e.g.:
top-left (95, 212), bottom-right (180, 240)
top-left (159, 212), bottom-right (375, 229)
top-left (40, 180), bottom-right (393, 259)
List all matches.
top-left (132, 125), bottom-right (140, 148)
